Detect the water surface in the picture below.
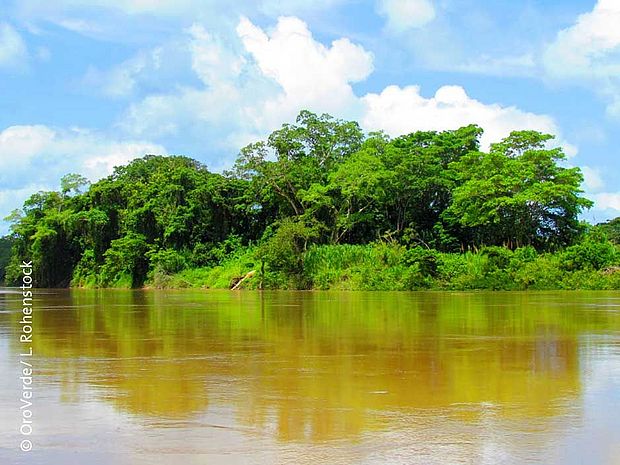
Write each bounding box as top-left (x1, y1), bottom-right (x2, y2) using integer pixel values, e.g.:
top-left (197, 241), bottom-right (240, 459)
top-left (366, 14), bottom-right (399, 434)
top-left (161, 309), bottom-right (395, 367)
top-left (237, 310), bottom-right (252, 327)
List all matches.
top-left (1, 290), bottom-right (619, 464)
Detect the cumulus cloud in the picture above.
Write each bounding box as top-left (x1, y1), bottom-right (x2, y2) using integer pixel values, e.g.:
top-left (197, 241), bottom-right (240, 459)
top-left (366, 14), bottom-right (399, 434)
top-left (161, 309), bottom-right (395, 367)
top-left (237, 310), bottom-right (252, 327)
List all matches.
top-left (0, 124), bottom-right (165, 223)
top-left (361, 84), bottom-right (574, 153)
top-left (0, 23), bottom-right (28, 69)
top-left (236, 16), bottom-right (373, 126)
top-left (1, 12), bottom-right (596, 222)
top-left (54, 13), bottom-right (573, 163)
top-left (544, 0), bottom-right (620, 79)
top-left (377, 0), bottom-right (436, 31)
top-left (581, 166), bottom-right (605, 192)
top-left (121, 16), bottom-right (373, 148)
top-left (592, 193), bottom-right (620, 212)
top-left (119, 24), bottom-right (264, 144)
top-left (543, 0), bottom-right (620, 116)
top-left (118, 16), bottom-right (575, 170)
top-left (189, 24), bottom-right (245, 87)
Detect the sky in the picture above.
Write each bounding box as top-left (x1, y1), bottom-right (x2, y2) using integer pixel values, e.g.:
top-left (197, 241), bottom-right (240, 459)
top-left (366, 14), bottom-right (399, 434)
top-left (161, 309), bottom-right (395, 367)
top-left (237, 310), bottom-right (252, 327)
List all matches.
top-left (0, 0), bottom-right (619, 233)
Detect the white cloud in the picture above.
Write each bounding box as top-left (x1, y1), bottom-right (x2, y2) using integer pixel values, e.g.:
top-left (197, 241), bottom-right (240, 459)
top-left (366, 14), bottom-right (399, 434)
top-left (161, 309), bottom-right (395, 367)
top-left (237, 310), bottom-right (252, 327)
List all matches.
top-left (543, 0), bottom-right (620, 116)
top-left (236, 16), bottom-right (373, 126)
top-left (0, 23), bottom-right (28, 69)
top-left (113, 15), bottom-right (578, 177)
top-left (188, 24), bottom-right (245, 88)
top-left (0, 125), bottom-right (55, 169)
top-left (0, 124), bottom-right (165, 190)
top-left (121, 93), bottom-right (185, 137)
top-left (81, 44), bottom-right (176, 98)
top-left (1, 13), bottom-right (595, 222)
top-left (592, 192), bottom-right (620, 212)
top-left (377, 0), bottom-right (436, 31)
top-left (361, 84), bottom-right (574, 154)
top-left (119, 52), bottom-right (254, 143)
top-left (55, 17), bottom-right (103, 35)
top-left (120, 16), bottom-right (373, 146)
top-left (544, 0), bottom-right (620, 79)
top-left (110, 17), bottom-right (572, 160)
top-left (581, 166), bottom-right (605, 192)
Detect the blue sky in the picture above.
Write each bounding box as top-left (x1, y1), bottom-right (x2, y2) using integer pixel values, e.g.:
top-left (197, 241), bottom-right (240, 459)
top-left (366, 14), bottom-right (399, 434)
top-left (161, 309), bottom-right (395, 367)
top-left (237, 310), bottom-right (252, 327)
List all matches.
top-left (0, 0), bottom-right (619, 233)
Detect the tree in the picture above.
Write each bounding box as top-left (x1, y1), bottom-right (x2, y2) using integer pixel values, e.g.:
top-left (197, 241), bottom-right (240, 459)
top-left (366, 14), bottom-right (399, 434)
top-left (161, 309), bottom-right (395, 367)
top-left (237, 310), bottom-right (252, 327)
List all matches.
top-left (445, 131), bottom-right (592, 250)
top-left (61, 173), bottom-right (90, 197)
top-left (0, 236), bottom-right (13, 283)
top-left (256, 218), bottom-right (319, 275)
top-left (596, 217), bottom-right (620, 244)
top-left (305, 148), bottom-right (390, 244)
top-left (100, 233), bottom-right (150, 287)
top-left (233, 111), bottom-right (365, 219)
top-left (379, 125), bottom-right (482, 248)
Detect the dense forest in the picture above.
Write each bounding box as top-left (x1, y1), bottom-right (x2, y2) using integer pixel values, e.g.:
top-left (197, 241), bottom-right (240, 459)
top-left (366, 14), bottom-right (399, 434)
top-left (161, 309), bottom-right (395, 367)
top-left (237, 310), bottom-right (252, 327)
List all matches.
top-left (2, 111), bottom-right (619, 290)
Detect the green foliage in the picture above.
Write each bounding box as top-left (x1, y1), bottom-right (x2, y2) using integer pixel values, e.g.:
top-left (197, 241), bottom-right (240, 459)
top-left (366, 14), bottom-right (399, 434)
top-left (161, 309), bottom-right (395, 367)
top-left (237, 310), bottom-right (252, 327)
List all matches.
top-left (481, 246), bottom-right (513, 270)
top-left (446, 131), bottom-right (591, 250)
top-left (100, 233), bottom-right (149, 287)
top-left (299, 241), bottom-right (615, 292)
top-left (189, 235), bottom-right (245, 267)
top-left (256, 218), bottom-right (319, 277)
top-left (71, 249), bottom-right (98, 287)
top-left (60, 173), bottom-right (90, 196)
top-left (150, 247), bottom-right (258, 289)
top-left (595, 217), bottom-right (620, 244)
top-left (402, 247), bottom-right (439, 277)
top-left (0, 236), bottom-right (13, 283)
top-left (562, 230), bottom-right (617, 271)
top-left (147, 248), bottom-right (188, 274)
top-left (3, 110), bottom-right (607, 291)
top-left (303, 242), bottom-right (407, 290)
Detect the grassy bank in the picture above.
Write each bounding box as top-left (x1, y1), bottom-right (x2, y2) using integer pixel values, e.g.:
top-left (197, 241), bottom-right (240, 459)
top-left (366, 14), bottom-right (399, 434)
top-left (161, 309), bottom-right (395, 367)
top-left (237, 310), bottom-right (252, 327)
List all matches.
top-left (142, 239), bottom-right (620, 291)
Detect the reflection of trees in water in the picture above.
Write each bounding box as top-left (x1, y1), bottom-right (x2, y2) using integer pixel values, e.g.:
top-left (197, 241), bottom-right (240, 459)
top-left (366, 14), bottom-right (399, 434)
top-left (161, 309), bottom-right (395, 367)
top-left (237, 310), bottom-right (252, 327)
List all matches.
top-left (6, 290), bottom-right (619, 441)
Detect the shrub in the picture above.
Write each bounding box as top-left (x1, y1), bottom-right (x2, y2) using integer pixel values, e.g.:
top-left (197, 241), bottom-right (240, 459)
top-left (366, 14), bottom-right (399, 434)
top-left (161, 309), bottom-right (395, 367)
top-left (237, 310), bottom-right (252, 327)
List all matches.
top-left (147, 248), bottom-right (187, 274)
top-left (402, 247), bottom-right (440, 277)
top-left (71, 249), bottom-right (99, 287)
top-left (480, 246), bottom-right (513, 271)
top-left (99, 233), bottom-right (149, 287)
top-left (562, 231), bottom-right (616, 271)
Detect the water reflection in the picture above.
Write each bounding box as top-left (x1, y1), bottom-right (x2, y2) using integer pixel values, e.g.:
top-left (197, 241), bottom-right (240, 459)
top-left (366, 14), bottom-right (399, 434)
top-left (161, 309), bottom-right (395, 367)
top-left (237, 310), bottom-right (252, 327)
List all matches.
top-left (0, 290), bottom-right (619, 463)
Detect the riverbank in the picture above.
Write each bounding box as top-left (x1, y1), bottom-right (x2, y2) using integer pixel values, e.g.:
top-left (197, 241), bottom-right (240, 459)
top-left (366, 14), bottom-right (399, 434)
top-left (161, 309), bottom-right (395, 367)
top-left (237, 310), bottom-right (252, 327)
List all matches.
top-left (134, 242), bottom-right (620, 291)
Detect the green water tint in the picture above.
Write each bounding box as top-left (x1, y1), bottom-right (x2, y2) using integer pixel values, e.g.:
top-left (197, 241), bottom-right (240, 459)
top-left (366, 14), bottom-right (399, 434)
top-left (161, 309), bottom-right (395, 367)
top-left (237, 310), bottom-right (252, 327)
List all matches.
top-left (1, 290), bottom-right (619, 464)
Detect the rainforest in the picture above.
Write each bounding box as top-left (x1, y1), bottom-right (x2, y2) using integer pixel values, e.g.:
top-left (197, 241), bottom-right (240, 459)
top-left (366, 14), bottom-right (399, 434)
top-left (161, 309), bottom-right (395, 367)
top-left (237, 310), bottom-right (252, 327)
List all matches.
top-left (2, 111), bottom-right (619, 290)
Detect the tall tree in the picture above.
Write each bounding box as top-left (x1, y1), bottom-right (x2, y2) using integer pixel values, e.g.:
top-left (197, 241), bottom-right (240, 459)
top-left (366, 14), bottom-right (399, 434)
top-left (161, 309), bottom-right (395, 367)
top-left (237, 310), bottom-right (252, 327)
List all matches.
top-left (445, 131), bottom-right (592, 249)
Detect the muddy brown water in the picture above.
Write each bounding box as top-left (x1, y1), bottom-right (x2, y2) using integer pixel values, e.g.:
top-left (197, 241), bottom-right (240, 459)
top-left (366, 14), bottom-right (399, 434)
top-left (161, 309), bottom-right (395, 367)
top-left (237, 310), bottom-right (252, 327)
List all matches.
top-left (1, 289), bottom-right (619, 464)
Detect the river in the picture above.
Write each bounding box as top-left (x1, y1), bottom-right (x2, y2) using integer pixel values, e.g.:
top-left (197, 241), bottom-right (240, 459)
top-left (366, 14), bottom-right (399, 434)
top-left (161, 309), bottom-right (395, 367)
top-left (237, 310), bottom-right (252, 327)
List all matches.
top-left (0, 289), bottom-right (619, 464)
